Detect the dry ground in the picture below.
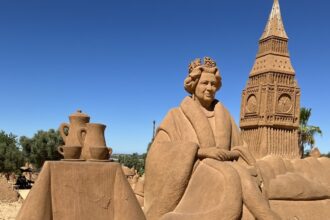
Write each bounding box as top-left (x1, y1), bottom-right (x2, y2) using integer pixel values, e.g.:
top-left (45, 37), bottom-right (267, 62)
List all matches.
top-left (0, 201), bottom-right (22, 220)
top-left (0, 176), bottom-right (21, 219)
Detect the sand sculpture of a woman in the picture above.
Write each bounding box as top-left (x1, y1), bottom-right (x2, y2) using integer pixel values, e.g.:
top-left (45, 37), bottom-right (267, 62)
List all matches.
top-left (144, 57), bottom-right (280, 220)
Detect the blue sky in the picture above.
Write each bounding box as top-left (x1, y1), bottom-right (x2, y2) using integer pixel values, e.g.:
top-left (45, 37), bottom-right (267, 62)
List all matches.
top-left (0, 0), bottom-right (329, 154)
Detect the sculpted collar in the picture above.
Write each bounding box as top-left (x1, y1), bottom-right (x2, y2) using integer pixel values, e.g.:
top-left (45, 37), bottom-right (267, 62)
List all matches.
top-left (180, 96), bottom-right (232, 149)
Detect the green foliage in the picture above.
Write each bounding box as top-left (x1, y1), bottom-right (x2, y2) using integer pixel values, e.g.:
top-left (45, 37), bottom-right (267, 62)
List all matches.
top-left (320, 152), bottom-right (330, 158)
top-left (299, 107), bottom-right (322, 157)
top-left (20, 129), bottom-right (64, 169)
top-left (0, 130), bottom-right (24, 173)
top-left (118, 153), bottom-right (146, 175)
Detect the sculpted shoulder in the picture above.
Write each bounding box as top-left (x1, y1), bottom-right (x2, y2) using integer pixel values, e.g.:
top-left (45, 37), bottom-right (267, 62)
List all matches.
top-left (215, 100), bottom-right (232, 118)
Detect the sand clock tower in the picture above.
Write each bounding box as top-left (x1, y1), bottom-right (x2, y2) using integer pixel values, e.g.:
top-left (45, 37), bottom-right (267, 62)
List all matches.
top-left (240, 0), bottom-right (300, 159)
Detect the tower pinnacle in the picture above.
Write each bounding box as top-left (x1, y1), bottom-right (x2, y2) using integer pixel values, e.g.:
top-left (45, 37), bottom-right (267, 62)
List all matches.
top-left (250, 0), bottom-right (294, 77)
top-left (260, 0), bottom-right (288, 40)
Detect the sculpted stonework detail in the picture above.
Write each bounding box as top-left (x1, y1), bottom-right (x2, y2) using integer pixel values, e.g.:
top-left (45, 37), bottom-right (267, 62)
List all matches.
top-left (277, 94), bottom-right (292, 113)
top-left (246, 95), bottom-right (258, 113)
top-left (240, 0), bottom-right (300, 159)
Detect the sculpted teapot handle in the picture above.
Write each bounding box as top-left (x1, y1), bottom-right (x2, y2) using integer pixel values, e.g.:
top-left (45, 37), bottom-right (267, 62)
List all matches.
top-left (77, 127), bottom-right (87, 146)
top-left (108, 147), bottom-right (113, 157)
top-left (59, 123), bottom-right (70, 144)
top-left (57, 145), bottom-right (64, 156)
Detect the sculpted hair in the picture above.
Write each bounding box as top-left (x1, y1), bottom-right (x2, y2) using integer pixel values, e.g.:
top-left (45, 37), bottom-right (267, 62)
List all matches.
top-left (184, 57), bottom-right (222, 94)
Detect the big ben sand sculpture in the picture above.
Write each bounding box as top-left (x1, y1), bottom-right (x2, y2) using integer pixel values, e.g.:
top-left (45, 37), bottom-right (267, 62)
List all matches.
top-left (240, 0), bottom-right (301, 159)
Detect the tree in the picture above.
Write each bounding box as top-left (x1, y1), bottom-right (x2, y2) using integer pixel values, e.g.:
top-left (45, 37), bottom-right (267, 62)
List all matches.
top-left (298, 107), bottom-right (322, 157)
top-left (0, 130), bottom-right (24, 173)
top-left (118, 153), bottom-right (145, 175)
top-left (321, 152), bottom-right (330, 158)
top-left (20, 129), bottom-right (64, 169)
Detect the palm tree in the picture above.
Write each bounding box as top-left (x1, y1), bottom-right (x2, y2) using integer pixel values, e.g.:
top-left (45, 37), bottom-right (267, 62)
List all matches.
top-left (298, 107), bottom-right (322, 157)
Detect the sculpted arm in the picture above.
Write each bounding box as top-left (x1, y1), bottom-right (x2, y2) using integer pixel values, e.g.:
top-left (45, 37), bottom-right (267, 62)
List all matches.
top-left (197, 147), bottom-right (239, 161)
top-left (196, 113), bottom-right (240, 161)
top-left (154, 130), bottom-right (171, 142)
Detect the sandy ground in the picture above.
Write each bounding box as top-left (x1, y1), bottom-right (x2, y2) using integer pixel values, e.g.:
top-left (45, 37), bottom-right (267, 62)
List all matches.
top-left (0, 176), bottom-right (22, 219)
top-left (0, 201), bottom-right (22, 220)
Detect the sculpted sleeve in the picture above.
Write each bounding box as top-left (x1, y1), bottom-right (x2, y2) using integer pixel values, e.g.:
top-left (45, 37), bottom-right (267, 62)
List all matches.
top-left (144, 109), bottom-right (199, 220)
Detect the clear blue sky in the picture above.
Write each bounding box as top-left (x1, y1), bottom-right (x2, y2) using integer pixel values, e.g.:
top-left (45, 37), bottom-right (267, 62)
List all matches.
top-left (0, 0), bottom-right (329, 154)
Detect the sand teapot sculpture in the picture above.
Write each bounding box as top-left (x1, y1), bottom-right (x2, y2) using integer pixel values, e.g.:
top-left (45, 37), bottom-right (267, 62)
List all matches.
top-left (58, 110), bottom-right (90, 159)
top-left (59, 110), bottom-right (90, 147)
top-left (59, 110), bottom-right (112, 160)
top-left (77, 123), bottom-right (112, 160)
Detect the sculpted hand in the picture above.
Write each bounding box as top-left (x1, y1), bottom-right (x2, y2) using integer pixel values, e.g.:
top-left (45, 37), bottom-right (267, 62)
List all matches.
top-left (197, 148), bottom-right (232, 161)
top-left (228, 150), bottom-right (240, 161)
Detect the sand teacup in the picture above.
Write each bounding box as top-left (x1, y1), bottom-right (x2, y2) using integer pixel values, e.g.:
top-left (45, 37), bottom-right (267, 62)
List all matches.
top-left (90, 147), bottom-right (112, 160)
top-left (58, 145), bottom-right (82, 159)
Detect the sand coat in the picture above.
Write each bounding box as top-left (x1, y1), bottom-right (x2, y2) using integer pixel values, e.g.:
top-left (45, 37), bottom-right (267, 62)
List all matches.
top-left (144, 97), bottom-right (254, 220)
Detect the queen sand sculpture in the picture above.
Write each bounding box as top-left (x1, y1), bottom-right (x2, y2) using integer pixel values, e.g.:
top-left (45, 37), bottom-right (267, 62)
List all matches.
top-left (144, 57), bottom-right (281, 220)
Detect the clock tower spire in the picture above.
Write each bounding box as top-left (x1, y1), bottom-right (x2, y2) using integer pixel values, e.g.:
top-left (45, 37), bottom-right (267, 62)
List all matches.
top-left (240, 0), bottom-right (301, 159)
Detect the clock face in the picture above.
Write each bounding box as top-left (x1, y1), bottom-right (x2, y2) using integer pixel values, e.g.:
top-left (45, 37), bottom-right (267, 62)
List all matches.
top-left (246, 95), bottom-right (257, 113)
top-left (278, 94), bottom-right (292, 113)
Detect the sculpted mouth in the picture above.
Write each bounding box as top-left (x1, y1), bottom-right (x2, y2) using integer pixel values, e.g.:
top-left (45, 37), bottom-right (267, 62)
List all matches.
top-left (205, 93), bottom-right (214, 97)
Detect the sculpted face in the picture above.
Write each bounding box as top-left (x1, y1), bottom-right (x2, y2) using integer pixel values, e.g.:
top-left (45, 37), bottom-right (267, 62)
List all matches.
top-left (194, 72), bottom-right (217, 108)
